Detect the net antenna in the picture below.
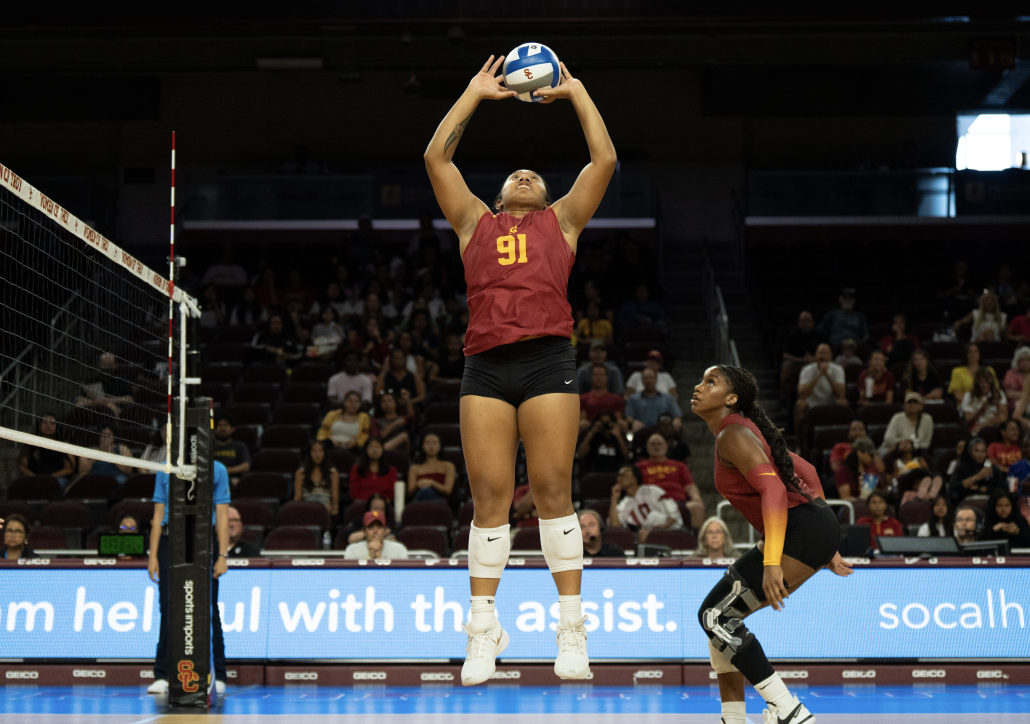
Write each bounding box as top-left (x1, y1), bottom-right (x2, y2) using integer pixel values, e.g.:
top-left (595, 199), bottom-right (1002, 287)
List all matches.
top-left (0, 159), bottom-right (200, 478)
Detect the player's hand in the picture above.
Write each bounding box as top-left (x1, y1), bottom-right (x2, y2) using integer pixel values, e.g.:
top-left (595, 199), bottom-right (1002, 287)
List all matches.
top-left (826, 552), bottom-right (854, 577)
top-left (763, 565), bottom-right (789, 612)
top-left (148, 556), bottom-right (160, 583)
top-left (470, 55), bottom-right (518, 100)
top-left (533, 63), bottom-right (582, 104)
top-left (213, 556), bottom-right (228, 579)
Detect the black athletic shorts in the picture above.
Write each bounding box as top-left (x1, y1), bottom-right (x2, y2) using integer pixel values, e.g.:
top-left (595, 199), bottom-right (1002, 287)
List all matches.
top-left (732, 498), bottom-right (841, 596)
top-left (460, 335), bottom-right (578, 408)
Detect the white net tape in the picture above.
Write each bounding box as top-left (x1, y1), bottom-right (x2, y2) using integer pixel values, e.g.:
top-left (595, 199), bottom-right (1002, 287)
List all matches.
top-left (0, 163), bottom-right (198, 480)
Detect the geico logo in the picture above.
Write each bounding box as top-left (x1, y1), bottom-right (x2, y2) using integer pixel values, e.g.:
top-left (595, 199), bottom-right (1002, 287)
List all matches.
top-left (912, 669), bottom-right (946, 678)
top-left (72, 670), bottom-right (106, 678)
top-left (508, 558), bottom-right (525, 565)
top-left (779, 670), bottom-right (808, 679)
top-left (709, 671), bottom-right (719, 680)
top-left (977, 670), bottom-right (1008, 679)
top-left (84, 558), bottom-right (117, 565)
top-left (17, 558), bottom-right (50, 565)
top-left (227, 559), bottom-right (250, 567)
top-left (352, 672), bottom-right (387, 680)
top-left (227, 670), bottom-right (238, 679)
top-left (140, 670), bottom-right (155, 678)
top-left (284, 672), bottom-right (318, 680)
top-left (489, 671), bottom-right (521, 680)
top-left (633, 670), bottom-right (663, 679)
top-left (6, 671), bottom-right (39, 679)
top-left (420, 672), bottom-right (454, 681)
top-left (842, 670), bottom-right (876, 679)
top-left (291, 559), bottom-right (325, 566)
top-left (626, 558), bottom-right (659, 566)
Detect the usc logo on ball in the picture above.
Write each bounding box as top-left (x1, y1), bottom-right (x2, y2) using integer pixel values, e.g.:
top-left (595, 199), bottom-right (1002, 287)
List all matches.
top-left (177, 660), bottom-right (199, 692)
top-left (524, 69), bottom-right (534, 79)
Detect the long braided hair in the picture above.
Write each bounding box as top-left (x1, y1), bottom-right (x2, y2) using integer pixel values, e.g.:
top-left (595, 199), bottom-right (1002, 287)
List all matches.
top-left (717, 365), bottom-right (814, 502)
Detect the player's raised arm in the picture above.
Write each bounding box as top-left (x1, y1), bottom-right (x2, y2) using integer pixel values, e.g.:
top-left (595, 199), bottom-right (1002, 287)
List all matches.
top-left (536, 63), bottom-right (617, 242)
top-left (425, 55), bottom-right (517, 245)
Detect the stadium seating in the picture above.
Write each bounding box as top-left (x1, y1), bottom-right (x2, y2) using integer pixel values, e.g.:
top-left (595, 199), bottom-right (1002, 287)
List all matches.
top-left (277, 500), bottom-right (331, 532)
top-left (233, 498), bottom-right (275, 530)
top-left (580, 473), bottom-right (617, 501)
top-left (30, 525), bottom-right (78, 550)
top-left (263, 526), bottom-right (319, 551)
top-left (512, 527), bottom-right (541, 550)
top-left (401, 501), bottom-right (453, 529)
top-left (251, 449), bottom-right (301, 474)
top-left (646, 528), bottom-right (697, 550)
top-left (602, 526), bottom-right (635, 552)
top-left (290, 364), bottom-right (334, 384)
top-left (6, 475), bottom-right (60, 502)
top-left (396, 526), bottom-right (448, 556)
top-left (235, 473), bottom-right (290, 500)
top-left (0, 500), bottom-right (36, 526)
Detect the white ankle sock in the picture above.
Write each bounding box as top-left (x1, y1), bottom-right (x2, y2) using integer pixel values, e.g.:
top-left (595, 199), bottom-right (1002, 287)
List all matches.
top-left (755, 673), bottom-right (793, 711)
top-left (469, 596), bottom-right (496, 632)
top-left (558, 594), bottom-right (582, 626)
top-left (721, 700), bottom-right (747, 723)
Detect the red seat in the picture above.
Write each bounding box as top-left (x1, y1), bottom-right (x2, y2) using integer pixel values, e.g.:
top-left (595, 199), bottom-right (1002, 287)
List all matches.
top-left (602, 527), bottom-right (635, 552)
top-left (932, 425), bottom-right (968, 449)
top-left (924, 341), bottom-right (962, 361)
top-left (65, 475), bottom-right (119, 500)
top-left (235, 473), bottom-right (290, 499)
top-left (6, 475), bottom-right (61, 502)
top-left (29, 525), bottom-right (75, 550)
top-left (512, 527), bottom-right (541, 550)
top-left (804, 405), bottom-right (855, 427)
top-left (440, 448), bottom-right (466, 476)
top-left (421, 424), bottom-right (461, 448)
top-left (424, 401), bottom-right (460, 425)
top-left (645, 528), bottom-right (697, 550)
top-left (232, 498), bottom-right (275, 530)
top-left (251, 449), bottom-right (301, 474)
top-left (978, 341), bottom-right (1014, 359)
top-left (40, 501), bottom-right (91, 532)
top-left (866, 424), bottom-right (887, 447)
top-left (582, 499), bottom-right (610, 521)
top-left (978, 425), bottom-right (1000, 445)
top-left (899, 499), bottom-right (933, 527)
top-left (291, 364), bottom-right (334, 384)
top-left (272, 403), bottom-right (322, 427)
top-left (233, 425), bottom-right (261, 451)
top-left (277, 500), bottom-right (331, 531)
top-left (631, 425), bottom-right (658, 459)
top-left (201, 363), bottom-right (244, 385)
top-left (396, 526), bottom-right (448, 556)
top-left (924, 404), bottom-right (960, 425)
top-left (330, 449), bottom-right (355, 476)
top-left (260, 426), bottom-right (311, 450)
top-left (233, 383), bottom-right (281, 406)
top-left (858, 404), bottom-right (903, 426)
top-left (208, 343), bottom-right (249, 363)
top-left (108, 500), bottom-right (154, 529)
top-left (457, 500), bottom-right (475, 527)
top-left (580, 473), bottom-right (617, 500)
top-left (0, 501), bottom-right (36, 526)
top-left (243, 364), bottom-right (289, 385)
top-left (198, 383), bottom-right (232, 408)
top-left (122, 474), bottom-right (156, 500)
top-left (282, 383), bottom-right (328, 405)
top-left (401, 501), bottom-right (454, 528)
top-left (451, 526), bottom-right (471, 551)
top-left (228, 403), bottom-right (271, 426)
top-left (263, 526), bottom-right (319, 551)
top-left (220, 325), bottom-right (257, 344)
top-left (383, 450), bottom-right (410, 479)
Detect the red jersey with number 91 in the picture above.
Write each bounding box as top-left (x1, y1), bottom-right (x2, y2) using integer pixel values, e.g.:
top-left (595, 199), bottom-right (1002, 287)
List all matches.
top-left (462, 208), bottom-right (575, 356)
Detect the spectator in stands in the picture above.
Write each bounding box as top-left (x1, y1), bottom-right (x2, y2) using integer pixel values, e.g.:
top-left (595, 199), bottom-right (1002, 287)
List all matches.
top-left (657, 414), bottom-right (691, 466)
top-left (407, 309), bottom-right (440, 363)
top-left (348, 438), bottom-right (398, 502)
top-left (318, 391), bottom-right (373, 450)
top-left (577, 340), bottom-right (623, 394)
top-left (226, 506), bottom-right (261, 557)
top-left (139, 426), bottom-right (168, 468)
top-left (311, 306), bottom-right (345, 358)
top-left (361, 291), bottom-right (386, 332)
top-left (407, 432), bottom-right (456, 502)
top-left (429, 332), bottom-right (466, 385)
top-left (985, 490), bottom-right (1030, 548)
top-left (281, 269), bottom-right (315, 310)
top-left (17, 413), bottom-right (75, 483)
top-left (818, 288), bottom-right (868, 347)
top-left (794, 343), bottom-right (847, 433)
top-left (512, 483), bottom-right (540, 528)
top-left (691, 517), bottom-right (739, 560)
top-left (881, 392), bottom-right (934, 455)
top-left (579, 509), bottom-right (625, 557)
top-left (960, 368), bottom-right (1008, 434)
top-left (0, 515), bottom-right (35, 560)
top-left (953, 505), bottom-right (980, 545)
top-left (213, 415), bottom-right (251, 486)
top-left (626, 369), bottom-right (683, 432)
top-left (344, 510), bottom-right (408, 560)
top-left (199, 285), bottom-right (227, 329)
top-left (395, 331), bottom-right (426, 378)
top-left (608, 464), bottom-right (683, 542)
top-left (71, 425), bottom-right (135, 488)
top-left (948, 343), bottom-right (998, 404)
top-left (357, 317), bottom-right (391, 369)
top-left (403, 280), bottom-right (446, 322)
top-left (377, 349), bottom-right (426, 408)
top-left (1003, 347), bottom-right (1030, 412)
top-left (616, 283), bottom-right (667, 333)
top-left (949, 437), bottom-right (1008, 505)
top-left (373, 392), bottom-right (411, 454)
top-left (228, 286), bottom-right (269, 326)
top-left (834, 338), bottom-right (863, 368)
top-left (309, 281), bottom-right (348, 319)
top-left (857, 350), bottom-right (894, 406)
top-left (886, 438), bottom-right (930, 484)
top-left (830, 420), bottom-right (870, 473)
top-left (917, 495), bottom-right (954, 537)
top-left (118, 515), bottom-right (140, 533)
top-left (580, 366), bottom-right (627, 431)
top-left (254, 268), bottom-right (281, 312)
top-left (900, 469), bottom-right (943, 505)
top-left (780, 311), bottom-right (820, 386)
top-left (78, 352), bottom-right (134, 415)
top-left (835, 437), bottom-right (884, 500)
top-left (576, 301), bottom-right (613, 343)
top-left (202, 248), bottom-right (248, 288)
top-left (625, 350), bottom-right (677, 400)
top-left (294, 440), bottom-right (339, 515)
top-left (328, 349), bottom-right (374, 406)
top-left (250, 315), bottom-right (301, 367)
top-left (1007, 304), bottom-right (1030, 345)
top-left (577, 410), bottom-right (629, 474)
top-left (902, 350), bottom-right (944, 400)
top-left (856, 491), bottom-right (903, 549)
top-left (880, 313), bottom-right (920, 367)
top-left (954, 291), bottom-right (1006, 342)
top-left (636, 434), bottom-right (704, 528)
top-left (988, 419), bottom-right (1024, 472)
top-left (342, 495), bottom-right (396, 545)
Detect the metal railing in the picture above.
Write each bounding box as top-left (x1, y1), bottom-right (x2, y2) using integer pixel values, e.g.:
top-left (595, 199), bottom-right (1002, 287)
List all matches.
top-left (702, 248), bottom-right (741, 367)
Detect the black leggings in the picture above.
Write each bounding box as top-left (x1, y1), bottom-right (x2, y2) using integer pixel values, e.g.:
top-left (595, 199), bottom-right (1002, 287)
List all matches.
top-left (697, 500), bottom-right (839, 685)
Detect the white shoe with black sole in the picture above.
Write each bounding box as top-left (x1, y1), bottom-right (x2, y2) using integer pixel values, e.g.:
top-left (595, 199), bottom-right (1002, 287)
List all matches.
top-left (461, 622), bottom-right (510, 686)
top-left (762, 696), bottom-right (814, 724)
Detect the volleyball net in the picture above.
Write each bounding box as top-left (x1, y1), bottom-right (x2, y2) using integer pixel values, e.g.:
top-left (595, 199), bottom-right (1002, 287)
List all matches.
top-left (0, 162), bottom-right (200, 477)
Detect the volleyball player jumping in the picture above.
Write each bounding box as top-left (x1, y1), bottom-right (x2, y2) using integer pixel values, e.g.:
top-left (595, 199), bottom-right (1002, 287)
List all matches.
top-left (690, 365), bottom-right (853, 724)
top-left (424, 56), bottom-right (615, 685)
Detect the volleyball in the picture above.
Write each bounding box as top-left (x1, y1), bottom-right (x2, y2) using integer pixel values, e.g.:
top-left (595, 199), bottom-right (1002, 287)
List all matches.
top-left (503, 43), bottom-right (560, 102)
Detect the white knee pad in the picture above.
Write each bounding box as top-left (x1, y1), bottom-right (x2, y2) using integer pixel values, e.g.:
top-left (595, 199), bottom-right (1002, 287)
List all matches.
top-left (468, 523), bottom-right (510, 579)
top-left (709, 637), bottom-right (738, 675)
top-left (539, 513), bottom-right (584, 574)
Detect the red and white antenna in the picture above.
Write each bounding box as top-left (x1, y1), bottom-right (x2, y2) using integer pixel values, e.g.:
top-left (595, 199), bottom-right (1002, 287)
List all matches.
top-left (165, 131), bottom-right (176, 471)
